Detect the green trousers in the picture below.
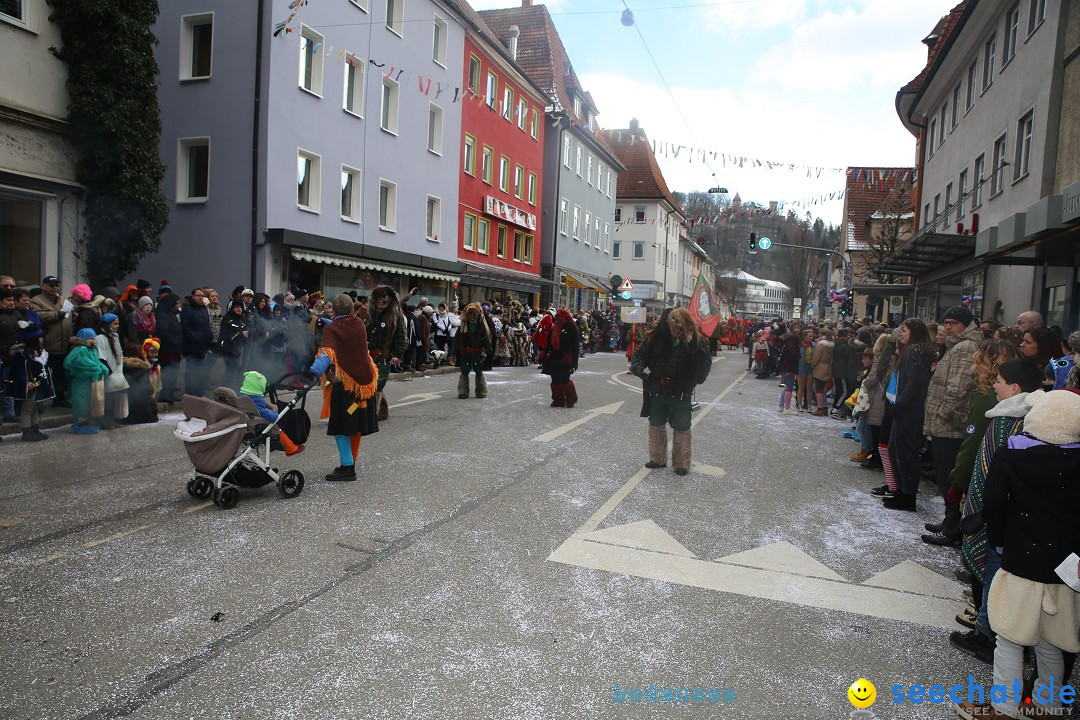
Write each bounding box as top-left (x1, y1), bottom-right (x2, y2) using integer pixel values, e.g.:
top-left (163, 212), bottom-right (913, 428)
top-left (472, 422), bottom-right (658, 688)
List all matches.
top-left (648, 393), bottom-right (692, 431)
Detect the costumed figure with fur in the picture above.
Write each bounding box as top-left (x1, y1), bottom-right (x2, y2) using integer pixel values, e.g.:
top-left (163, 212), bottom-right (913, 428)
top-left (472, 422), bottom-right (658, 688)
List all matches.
top-left (6, 322), bottom-right (53, 441)
top-left (309, 295), bottom-right (379, 482)
top-left (365, 286), bottom-right (406, 421)
top-left (631, 308), bottom-right (711, 475)
top-left (457, 303), bottom-right (492, 399)
top-left (541, 309), bottom-right (580, 408)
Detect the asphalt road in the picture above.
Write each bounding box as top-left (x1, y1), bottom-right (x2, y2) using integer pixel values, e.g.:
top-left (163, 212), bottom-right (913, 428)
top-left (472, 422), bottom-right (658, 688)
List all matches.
top-left (0, 350), bottom-right (1013, 719)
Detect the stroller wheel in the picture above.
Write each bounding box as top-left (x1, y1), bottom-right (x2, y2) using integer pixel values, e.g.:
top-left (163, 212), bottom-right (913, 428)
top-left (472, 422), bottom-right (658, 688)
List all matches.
top-left (186, 478), bottom-right (199, 498)
top-left (213, 486), bottom-right (239, 509)
top-left (193, 476), bottom-right (214, 499)
top-left (277, 470), bottom-right (305, 499)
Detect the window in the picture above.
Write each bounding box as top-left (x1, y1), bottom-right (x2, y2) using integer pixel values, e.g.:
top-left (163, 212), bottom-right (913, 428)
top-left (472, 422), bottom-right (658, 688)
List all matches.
top-left (572, 205), bottom-right (580, 239)
top-left (973, 154), bottom-right (985, 208)
top-left (341, 165), bottom-right (361, 222)
top-left (573, 95), bottom-right (582, 117)
top-left (180, 13), bottom-right (213, 80)
top-left (928, 119), bottom-right (937, 158)
top-left (467, 55), bottom-right (481, 94)
top-left (595, 217), bottom-right (602, 250)
top-left (530, 109), bottom-right (539, 139)
top-left (944, 183), bottom-right (953, 225)
top-left (958, 169), bottom-right (968, 218)
top-left (513, 230), bottom-right (524, 262)
top-left (517, 98), bottom-right (527, 131)
top-left (575, 145), bottom-right (583, 176)
top-left (1003, 3), bottom-right (1020, 64)
top-left (485, 72), bottom-right (497, 108)
top-left (497, 225), bottom-right (507, 257)
top-left (378, 179), bottom-right (397, 230)
top-left (427, 103), bottom-right (444, 155)
top-left (481, 145), bottom-right (493, 184)
top-left (343, 54), bottom-right (365, 116)
top-left (514, 165), bottom-right (524, 199)
top-left (477, 219), bottom-right (490, 254)
top-left (584, 211), bottom-right (592, 245)
top-left (297, 149), bottom-right (321, 212)
top-left (386, 0), bottom-right (403, 35)
top-left (587, 155), bottom-right (594, 185)
top-left (425, 196), bottom-right (441, 241)
top-left (380, 77), bottom-right (399, 133)
top-left (991, 134), bottom-right (1007, 196)
top-left (923, 203), bottom-right (931, 227)
top-left (299, 26), bottom-right (324, 95)
top-left (614, 207), bottom-right (622, 222)
top-left (463, 213), bottom-right (476, 250)
top-left (462, 135), bottom-right (476, 176)
top-left (951, 84), bottom-right (961, 128)
top-left (432, 16), bottom-right (447, 65)
top-left (527, 172), bottom-right (536, 205)
top-left (634, 206), bottom-right (646, 222)
top-left (0, 0), bottom-right (26, 22)
top-left (1028, 0), bottom-right (1046, 35)
top-left (596, 163), bottom-right (605, 192)
top-left (1014, 110), bottom-right (1033, 181)
top-left (563, 137), bottom-right (571, 168)
top-left (559, 199), bottom-right (568, 234)
top-left (178, 137), bottom-right (210, 202)
top-left (502, 85), bottom-right (513, 121)
top-left (982, 34), bottom-right (996, 91)
top-left (603, 223), bottom-right (610, 252)
top-left (606, 170), bottom-right (613, 197)
top-left (966, 60), bottom-right (978, 110)
top-left (613, 241), bottom-right (621, 259)
top-left (524, 234), bottom-right (534, 264)
top-left (939, 103), bottom-right (948, 146)
top-left (633, 242), bottom-right (644, 259)
top-left (499, 156), bottom-right (510, 193)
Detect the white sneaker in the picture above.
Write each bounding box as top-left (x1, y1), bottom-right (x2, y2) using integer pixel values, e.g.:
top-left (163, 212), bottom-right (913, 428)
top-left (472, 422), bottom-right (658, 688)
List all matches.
top-left (783, 408), bottom-right (799, 415)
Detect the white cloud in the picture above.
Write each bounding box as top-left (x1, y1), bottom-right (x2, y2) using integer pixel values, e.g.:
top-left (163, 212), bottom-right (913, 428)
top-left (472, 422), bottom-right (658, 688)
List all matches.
top-left (697, 0), bottom-right (810, 36)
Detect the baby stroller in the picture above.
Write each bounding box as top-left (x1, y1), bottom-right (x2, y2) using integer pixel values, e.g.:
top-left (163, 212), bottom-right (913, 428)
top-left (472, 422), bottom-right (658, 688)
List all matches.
top-left (175, 372), bottom-right (317, 509)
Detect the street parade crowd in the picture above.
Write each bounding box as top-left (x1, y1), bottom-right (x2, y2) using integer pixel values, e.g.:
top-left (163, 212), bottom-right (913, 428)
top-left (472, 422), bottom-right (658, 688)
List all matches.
top-left (2, 271), bottom-right (1079, 717)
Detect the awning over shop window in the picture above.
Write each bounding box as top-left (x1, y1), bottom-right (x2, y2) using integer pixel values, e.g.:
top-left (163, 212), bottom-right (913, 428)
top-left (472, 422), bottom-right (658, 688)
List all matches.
top-left (459, 260), bottom-right (557, 294)
top-left (289, 249), bottom-right (459, 283)
top-left (875, 231), bottom-right (976, 276)
top-left (560, 269), bottom-right (607, 292)
top-left (563, 272), bottom-right (589, 290)
top-left (850, 283), bottom-right (915, 297)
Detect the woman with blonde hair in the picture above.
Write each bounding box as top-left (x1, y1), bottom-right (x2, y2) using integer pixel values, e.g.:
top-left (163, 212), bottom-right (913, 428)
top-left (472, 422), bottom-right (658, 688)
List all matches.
top-left (631, 308), bottom-right (712, 475)
top-left (457, 302), bottom-right (492, 399)
top-left (923, 338), bottom-right (1023, 546)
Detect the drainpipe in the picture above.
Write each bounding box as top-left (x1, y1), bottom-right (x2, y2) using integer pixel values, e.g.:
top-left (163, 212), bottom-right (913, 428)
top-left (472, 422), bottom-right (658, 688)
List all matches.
top-left (250, 0), bottom-right (266, 291)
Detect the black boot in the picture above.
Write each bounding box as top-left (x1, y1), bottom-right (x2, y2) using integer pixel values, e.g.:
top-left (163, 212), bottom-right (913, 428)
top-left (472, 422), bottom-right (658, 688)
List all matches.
top-left (32, 426), bottom-right (49, 440)
top-left (21, 429), bottom-right (45, 442)
top-left (324, 465), bottom-right (357, 482)
top-left (882, 493), bottom-right (917, 511)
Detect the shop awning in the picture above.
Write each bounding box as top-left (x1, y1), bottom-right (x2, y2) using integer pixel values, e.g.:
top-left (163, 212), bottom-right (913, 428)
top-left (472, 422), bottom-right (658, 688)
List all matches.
top-left (459, 260), bottom-right (557, 294)
top-left (850, 283), bottom-right (915, 297)
top-left (564, 272), bottom-right (604, 291)
top-left (875, 231), bottom-right (976, 276)
top-left (289, 249), bottom-right (459, 283)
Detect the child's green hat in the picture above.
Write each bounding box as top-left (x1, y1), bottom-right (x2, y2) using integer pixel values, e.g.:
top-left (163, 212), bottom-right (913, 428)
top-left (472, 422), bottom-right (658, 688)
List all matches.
top-left (240, 371), bottom-right (267, 396)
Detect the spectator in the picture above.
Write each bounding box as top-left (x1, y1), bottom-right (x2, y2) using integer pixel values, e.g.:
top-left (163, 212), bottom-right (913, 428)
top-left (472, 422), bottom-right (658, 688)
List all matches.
top-left (1020, 326), bottom-right (1063, 390)
top-left (830, 328), bottom-right (852, 419)
top-left (130, 296), bottom-right (157, 344)
top-left (1014, 310), bottom-right (1043, 333)
top-left (0, 288), bottom-right (19, 422)
top-left (154, 293), bottom-right (183, 402)
top-left (921, 305), bottom-right (983, 536)
top-left (95, 313), bottom-right (129, 429)
top-left (883, 318), bottom-right (936, 511)
top-left (413, 305), bottom-right (432, 371)
top-left (180, 288), bottom-right (213, 398)
top-left (217, 299), bottom-right (249, 390)
top-left (29, 275), bottom-right (72, 407)
top-left (979, 318), bottom-right (1000, 338)
top-left (810, 328), bottom-right (834, 415)
top-left (7, 321), bottom-right (53, 441)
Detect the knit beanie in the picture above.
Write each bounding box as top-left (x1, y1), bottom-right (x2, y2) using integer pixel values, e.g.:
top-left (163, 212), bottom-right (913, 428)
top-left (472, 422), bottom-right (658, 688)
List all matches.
top-left (240, 371), bottom-right (267, 397)
top-left (942, 305), bottom-right (974, 327)
top-left (101, 313), bottom-right (118, 324)
top-left (76, 328), bottom-right (96, 341)
top-left (71, 284), bottom-right (92, 303)
top-left (1022, 389), bottom-right (1080, 446)
top-left (138, 296), bottom-right (154, 309)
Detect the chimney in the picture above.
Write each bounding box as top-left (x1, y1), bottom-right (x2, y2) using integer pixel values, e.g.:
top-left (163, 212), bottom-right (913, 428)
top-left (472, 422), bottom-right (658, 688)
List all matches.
top-left (629, 117), bottom-right (640, 133)
top-left (508, 25), bottom-right (519, 61)
top-left (522, 0), bottom-right (532, 5)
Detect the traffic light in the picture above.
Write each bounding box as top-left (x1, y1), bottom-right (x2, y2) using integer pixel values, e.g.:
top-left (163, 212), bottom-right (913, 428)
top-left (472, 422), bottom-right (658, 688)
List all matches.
top-left (748, 232), bottom-right (757, 251)
top-left (840, 298), bottom-right (852, 316)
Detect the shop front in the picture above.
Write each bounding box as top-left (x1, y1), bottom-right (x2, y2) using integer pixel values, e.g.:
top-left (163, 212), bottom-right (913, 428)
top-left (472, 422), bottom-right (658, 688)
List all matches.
top-left (561, 270), bottom-right (608, 312)
top-left (459, 258), bottom-right (555, 311)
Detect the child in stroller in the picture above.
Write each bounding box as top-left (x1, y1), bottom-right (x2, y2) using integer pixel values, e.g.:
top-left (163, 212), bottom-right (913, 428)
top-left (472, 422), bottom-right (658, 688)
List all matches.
top-left (239, 371), bottom-right (304, 456)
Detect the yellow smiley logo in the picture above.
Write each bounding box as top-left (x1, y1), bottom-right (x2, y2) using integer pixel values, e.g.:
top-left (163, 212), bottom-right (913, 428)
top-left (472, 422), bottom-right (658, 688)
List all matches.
top-left (848, 678), bottom-right (876, 708)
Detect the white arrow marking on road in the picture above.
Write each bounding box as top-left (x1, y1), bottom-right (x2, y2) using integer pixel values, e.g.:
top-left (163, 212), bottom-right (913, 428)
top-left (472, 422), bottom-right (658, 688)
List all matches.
top-left (531, 401), bottom-right (625, 443)
top-left (389, 392), bottom-right (443, 409)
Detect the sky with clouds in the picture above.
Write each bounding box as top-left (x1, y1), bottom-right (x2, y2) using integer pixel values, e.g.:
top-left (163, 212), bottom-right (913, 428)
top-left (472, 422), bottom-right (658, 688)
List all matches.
top-left (469, 0), bottom-right (951, 225)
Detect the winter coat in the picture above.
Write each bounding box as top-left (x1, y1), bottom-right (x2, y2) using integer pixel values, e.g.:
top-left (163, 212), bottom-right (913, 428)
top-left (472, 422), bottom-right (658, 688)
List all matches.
top-left (63, 337), bottom-right (107, 420)
top-left (831, 339), bottom-right (850, 379)
top-left (631, 332), bottom-right (712, 397)
top-left (29, 292), bottom-right (71, 355)
top-left (154, 304), bottom-right (184, 357)
top-left (811, 339), bottom-right (834, 382)
top-left (892, 346), bottom-right (933, 418)
top-left (860, 350), bottom-right (895, 427)
top-left (985, 436), bottom-right (1080, 651)
top-left (946, 389), bottom-right (997, 491)
top-left (217, 314), bottom-right (248, 357)
top-left (846, 339), bottom-right (867, 382)
top-left (0, 307), bottom-right (18, 360)
top-left (960, 392), bottom-right (1030, 578)
top-left (923, 322), bottom-right (982, 438)
top-left (180, 298), bottom-right (213, 358)
top-left (96, 331), bottom-right (129, 393)
top-left (777, 334), bottom-right (800, 374)
top-left (5, 350), bottom-right (54, 401)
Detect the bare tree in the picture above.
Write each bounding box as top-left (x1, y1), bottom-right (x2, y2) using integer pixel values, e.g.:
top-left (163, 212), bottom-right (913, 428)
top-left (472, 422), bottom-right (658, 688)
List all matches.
top-left (851, 183), bottom-right (914, 282)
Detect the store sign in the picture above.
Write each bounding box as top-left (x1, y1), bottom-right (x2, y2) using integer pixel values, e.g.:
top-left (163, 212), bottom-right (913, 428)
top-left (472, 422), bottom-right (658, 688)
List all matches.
top-left (1063, 181), bottom-right (1080, 224)
top-left (484, 196), bottom-right (537, 231)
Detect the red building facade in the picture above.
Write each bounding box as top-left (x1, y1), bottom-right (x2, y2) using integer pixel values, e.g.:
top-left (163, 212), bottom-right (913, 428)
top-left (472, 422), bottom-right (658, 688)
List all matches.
top-left (457, 32), bottom-right (547, 305)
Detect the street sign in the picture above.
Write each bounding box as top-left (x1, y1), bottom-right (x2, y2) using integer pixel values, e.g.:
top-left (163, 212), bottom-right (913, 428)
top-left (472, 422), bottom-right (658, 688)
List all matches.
top-left (757, 237), bottom-right (772, 250)
top-left (618, 277), bottom-right (635, 292)
top-left (632, 299), bottom-right (642, 307)
top-left (793, 308), bottom-right (802, 319)
top-left (655, 291), bottom-right (664, 300)
top-left (793, 297), bottom-right (802, 306)
top-left (620, 291), bottom-right (631, 299)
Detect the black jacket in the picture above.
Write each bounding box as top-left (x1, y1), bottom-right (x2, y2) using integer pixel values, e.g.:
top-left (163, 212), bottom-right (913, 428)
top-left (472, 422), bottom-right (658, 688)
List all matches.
top-left (180, 298), bottom-right (213, 357)
top-left (541, 322), bottom-right (580, 375)
top-left (218, 314), bottom-right (248, 357)
top-left (154, 304), bottom-right (183, 357)
top-left (984, 442), bottom-right (1080, 584)
top-left (892, 346), bottom-right (932, 413)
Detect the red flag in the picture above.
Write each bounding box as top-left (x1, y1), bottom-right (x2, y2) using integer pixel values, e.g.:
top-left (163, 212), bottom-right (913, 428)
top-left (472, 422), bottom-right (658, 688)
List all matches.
top-left (688, 274), bottom-right (720, 337)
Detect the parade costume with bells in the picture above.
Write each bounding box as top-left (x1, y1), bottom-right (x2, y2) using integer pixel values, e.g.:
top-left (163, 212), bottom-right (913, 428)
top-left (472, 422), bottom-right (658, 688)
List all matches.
top-left (457, 303), bottom-right (492, 399)
top-left (541, 309), bottom-right (580, 408)
top-left (309, 312), bottom-right (379, 481)
top-left (366, 287), bottom-right (406, 421)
